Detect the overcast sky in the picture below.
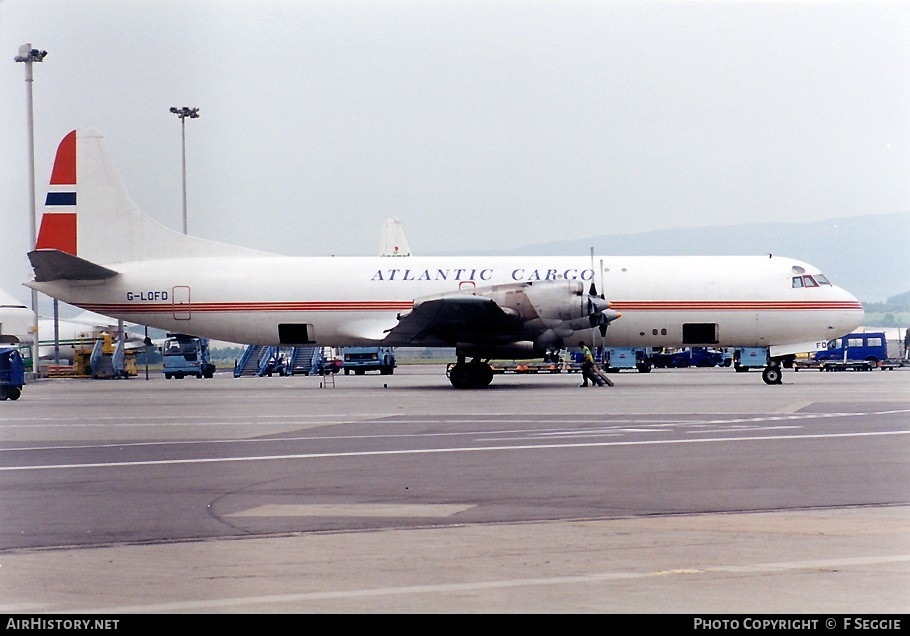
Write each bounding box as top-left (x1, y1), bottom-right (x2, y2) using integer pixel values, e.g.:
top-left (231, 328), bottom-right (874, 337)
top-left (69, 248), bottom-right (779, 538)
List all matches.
top-left (1, 0), bottom-right (908, 304)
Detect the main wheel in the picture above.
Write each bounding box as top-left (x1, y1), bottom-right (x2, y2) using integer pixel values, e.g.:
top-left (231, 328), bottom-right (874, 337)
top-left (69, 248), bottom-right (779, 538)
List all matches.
top-left (448, 363), bottom-right (475, 389)
top-left (476, 362), bottom-right (494, 387)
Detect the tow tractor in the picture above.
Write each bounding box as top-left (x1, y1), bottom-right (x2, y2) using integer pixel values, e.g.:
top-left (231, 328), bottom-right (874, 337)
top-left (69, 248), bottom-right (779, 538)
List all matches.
top-left (0, 339), bottom-right (25, 400)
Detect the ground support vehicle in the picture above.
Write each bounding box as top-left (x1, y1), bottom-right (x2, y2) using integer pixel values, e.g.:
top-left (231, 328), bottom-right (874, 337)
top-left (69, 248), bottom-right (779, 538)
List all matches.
top-left (820, 360), bottom-right (876, 372)
top-left (491, 361), bottom-right (564, 374)
top-left (601, 347), bottom-right (652, 373)
top-left (162, 333), bottom-right (215, 379)
top-left (341, 347), bottom-right (396, 375)
top-left (733, 347), bottom-right (769, 372)
top-left (809, 330), bottom-right (908, 372)
top-left (0, 346), bottom-right (25, 400)
top-left (88, 333), bottom-right (136, 379)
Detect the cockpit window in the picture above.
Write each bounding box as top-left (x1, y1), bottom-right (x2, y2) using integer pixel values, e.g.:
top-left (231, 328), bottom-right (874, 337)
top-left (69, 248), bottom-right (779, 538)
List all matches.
top-left (793, 274), bottom-right (829, 288)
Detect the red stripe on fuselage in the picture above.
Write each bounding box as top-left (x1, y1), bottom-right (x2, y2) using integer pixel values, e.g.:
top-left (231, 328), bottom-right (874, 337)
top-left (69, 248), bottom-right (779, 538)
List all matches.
top-left (610, 301), bottom-right (864, 311)
top-left (78, 300), bottom-right (863, 315)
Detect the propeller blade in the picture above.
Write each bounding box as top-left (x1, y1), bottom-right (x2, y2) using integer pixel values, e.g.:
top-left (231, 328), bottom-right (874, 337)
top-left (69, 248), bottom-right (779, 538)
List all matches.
top-left (589, 282), bottom-right (597, 297)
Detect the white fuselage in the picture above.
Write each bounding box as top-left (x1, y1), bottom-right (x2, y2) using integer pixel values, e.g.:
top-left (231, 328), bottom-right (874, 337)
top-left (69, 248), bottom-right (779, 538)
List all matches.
top-left (28, 254), bottom-right (864, 350)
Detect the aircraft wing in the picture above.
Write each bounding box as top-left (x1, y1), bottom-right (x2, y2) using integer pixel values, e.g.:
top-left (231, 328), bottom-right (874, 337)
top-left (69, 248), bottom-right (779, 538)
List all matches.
top-left (382, 280), bottom-right (619, 353)
top-left (383, 294), bottom-right (522, 347)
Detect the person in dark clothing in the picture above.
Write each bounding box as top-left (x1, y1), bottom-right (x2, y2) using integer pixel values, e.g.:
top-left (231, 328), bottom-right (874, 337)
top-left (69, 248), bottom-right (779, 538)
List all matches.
top-left (578, 340), bottom-right (599, 387)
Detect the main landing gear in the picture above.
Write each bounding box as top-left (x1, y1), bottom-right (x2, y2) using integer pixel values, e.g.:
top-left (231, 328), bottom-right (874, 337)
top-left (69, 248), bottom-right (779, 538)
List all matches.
top-left (446, 357), bottom-right (495, 389)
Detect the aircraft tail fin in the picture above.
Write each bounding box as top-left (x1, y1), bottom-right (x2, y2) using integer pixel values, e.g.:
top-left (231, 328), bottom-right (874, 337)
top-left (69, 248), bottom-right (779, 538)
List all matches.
top-left (379, 216), bottom-right (412, 257)
top-left (34, 128), bottom-right (274, 268)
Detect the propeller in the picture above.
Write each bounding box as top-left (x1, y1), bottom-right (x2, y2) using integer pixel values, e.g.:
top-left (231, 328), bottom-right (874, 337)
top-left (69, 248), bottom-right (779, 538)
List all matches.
top-left (586, 282), bottom-right (620, 337)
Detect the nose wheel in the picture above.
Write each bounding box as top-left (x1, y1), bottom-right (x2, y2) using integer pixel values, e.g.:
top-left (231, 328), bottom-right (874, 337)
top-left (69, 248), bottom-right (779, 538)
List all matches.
top-left (761, 364), bottom-right (783, 385)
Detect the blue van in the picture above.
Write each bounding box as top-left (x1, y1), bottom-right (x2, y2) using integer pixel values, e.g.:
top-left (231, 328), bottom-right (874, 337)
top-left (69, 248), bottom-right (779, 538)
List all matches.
top-left (814, 332), bottom-right (888, 366)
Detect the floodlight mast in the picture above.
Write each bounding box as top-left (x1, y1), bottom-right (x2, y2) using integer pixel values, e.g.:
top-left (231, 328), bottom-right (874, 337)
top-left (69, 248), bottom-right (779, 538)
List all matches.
top-left (14, 44), bottom-right (47, 377)
top-left (169, 107), bottom-right (200, 235)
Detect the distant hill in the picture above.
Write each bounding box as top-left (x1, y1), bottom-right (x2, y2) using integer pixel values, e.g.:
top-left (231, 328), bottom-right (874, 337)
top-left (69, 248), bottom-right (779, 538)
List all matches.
top-left (454, 210), bottom-right (908, 304)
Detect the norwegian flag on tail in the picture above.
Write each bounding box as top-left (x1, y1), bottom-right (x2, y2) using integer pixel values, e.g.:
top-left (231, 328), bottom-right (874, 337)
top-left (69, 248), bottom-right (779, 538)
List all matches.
top-left (35, 130), bottom-right (77, 255)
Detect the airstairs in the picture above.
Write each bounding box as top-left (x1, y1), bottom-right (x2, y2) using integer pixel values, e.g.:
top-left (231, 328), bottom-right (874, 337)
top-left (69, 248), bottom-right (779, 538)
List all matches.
top-left (233, 345), bottom-right (326, 378)
top-left (89, 334), bottom-right (131, 379)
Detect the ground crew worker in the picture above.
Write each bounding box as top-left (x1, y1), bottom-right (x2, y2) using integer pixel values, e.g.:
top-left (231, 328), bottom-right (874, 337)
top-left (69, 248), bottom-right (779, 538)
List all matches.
top-left (578, 340), bottom-right (599, 388)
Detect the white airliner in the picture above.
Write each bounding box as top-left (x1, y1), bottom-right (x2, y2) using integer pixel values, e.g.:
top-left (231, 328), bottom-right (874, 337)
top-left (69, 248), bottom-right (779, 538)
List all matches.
top-left (25, 128), bottom-right (864, 388)
top-left (0, 289), bottom-right (144, 363)
top-left (0, 289), bottom-right (32, 344)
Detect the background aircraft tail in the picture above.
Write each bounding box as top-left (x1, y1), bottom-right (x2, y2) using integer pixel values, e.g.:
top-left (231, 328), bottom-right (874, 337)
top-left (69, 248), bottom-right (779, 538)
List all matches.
top-left (379, 216), bottom-right (413, 257)
top-left (34, 128), bottom-right (273, 269)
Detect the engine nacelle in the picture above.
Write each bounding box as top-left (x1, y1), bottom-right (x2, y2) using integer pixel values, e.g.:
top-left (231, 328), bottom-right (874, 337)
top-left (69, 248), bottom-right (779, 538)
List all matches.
top-left (474, 279), bottom-right (587, 323)
top-left (478, 279), bottom-right (620, 335)
top-left (456, 341), bottom-right (539, 359)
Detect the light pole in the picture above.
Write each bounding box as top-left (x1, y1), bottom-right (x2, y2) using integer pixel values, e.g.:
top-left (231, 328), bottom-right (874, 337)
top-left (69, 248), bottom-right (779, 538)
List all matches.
top-left (15, 44), bottom-right (47, 378)
top-left (169, 106), bottom-right (199, 235)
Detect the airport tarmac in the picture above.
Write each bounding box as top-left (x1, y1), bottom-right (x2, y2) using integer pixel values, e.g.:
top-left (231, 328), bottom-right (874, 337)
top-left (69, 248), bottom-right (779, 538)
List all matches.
top-left (0, 364), bottom-right (907, 614)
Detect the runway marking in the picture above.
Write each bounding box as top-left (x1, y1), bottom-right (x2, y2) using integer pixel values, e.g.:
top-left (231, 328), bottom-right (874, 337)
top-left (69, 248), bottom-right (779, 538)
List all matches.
top-left (224, 503), bottom-right (475, 518)
top-left (2, 410), bottom-right (907, 454)
top-left (518, 425), bottom-right (804, 440)
top-left (0, 414), bottom-right (357, 426)
top-left (1, 429), bottom-right (907, 472)
top-left (1, 409), bottom-right (907, 431)
top-left (30, 553), bottom-right (910, 614)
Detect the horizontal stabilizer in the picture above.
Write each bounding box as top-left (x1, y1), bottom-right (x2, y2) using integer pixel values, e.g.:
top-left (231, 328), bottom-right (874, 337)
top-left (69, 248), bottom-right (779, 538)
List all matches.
top-left (28, 249), bottom-right (119, 282)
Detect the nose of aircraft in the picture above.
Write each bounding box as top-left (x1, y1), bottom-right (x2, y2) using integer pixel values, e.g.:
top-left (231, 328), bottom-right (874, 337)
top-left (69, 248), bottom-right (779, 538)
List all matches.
top-left (831, 286), bottom-right (865, 335)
